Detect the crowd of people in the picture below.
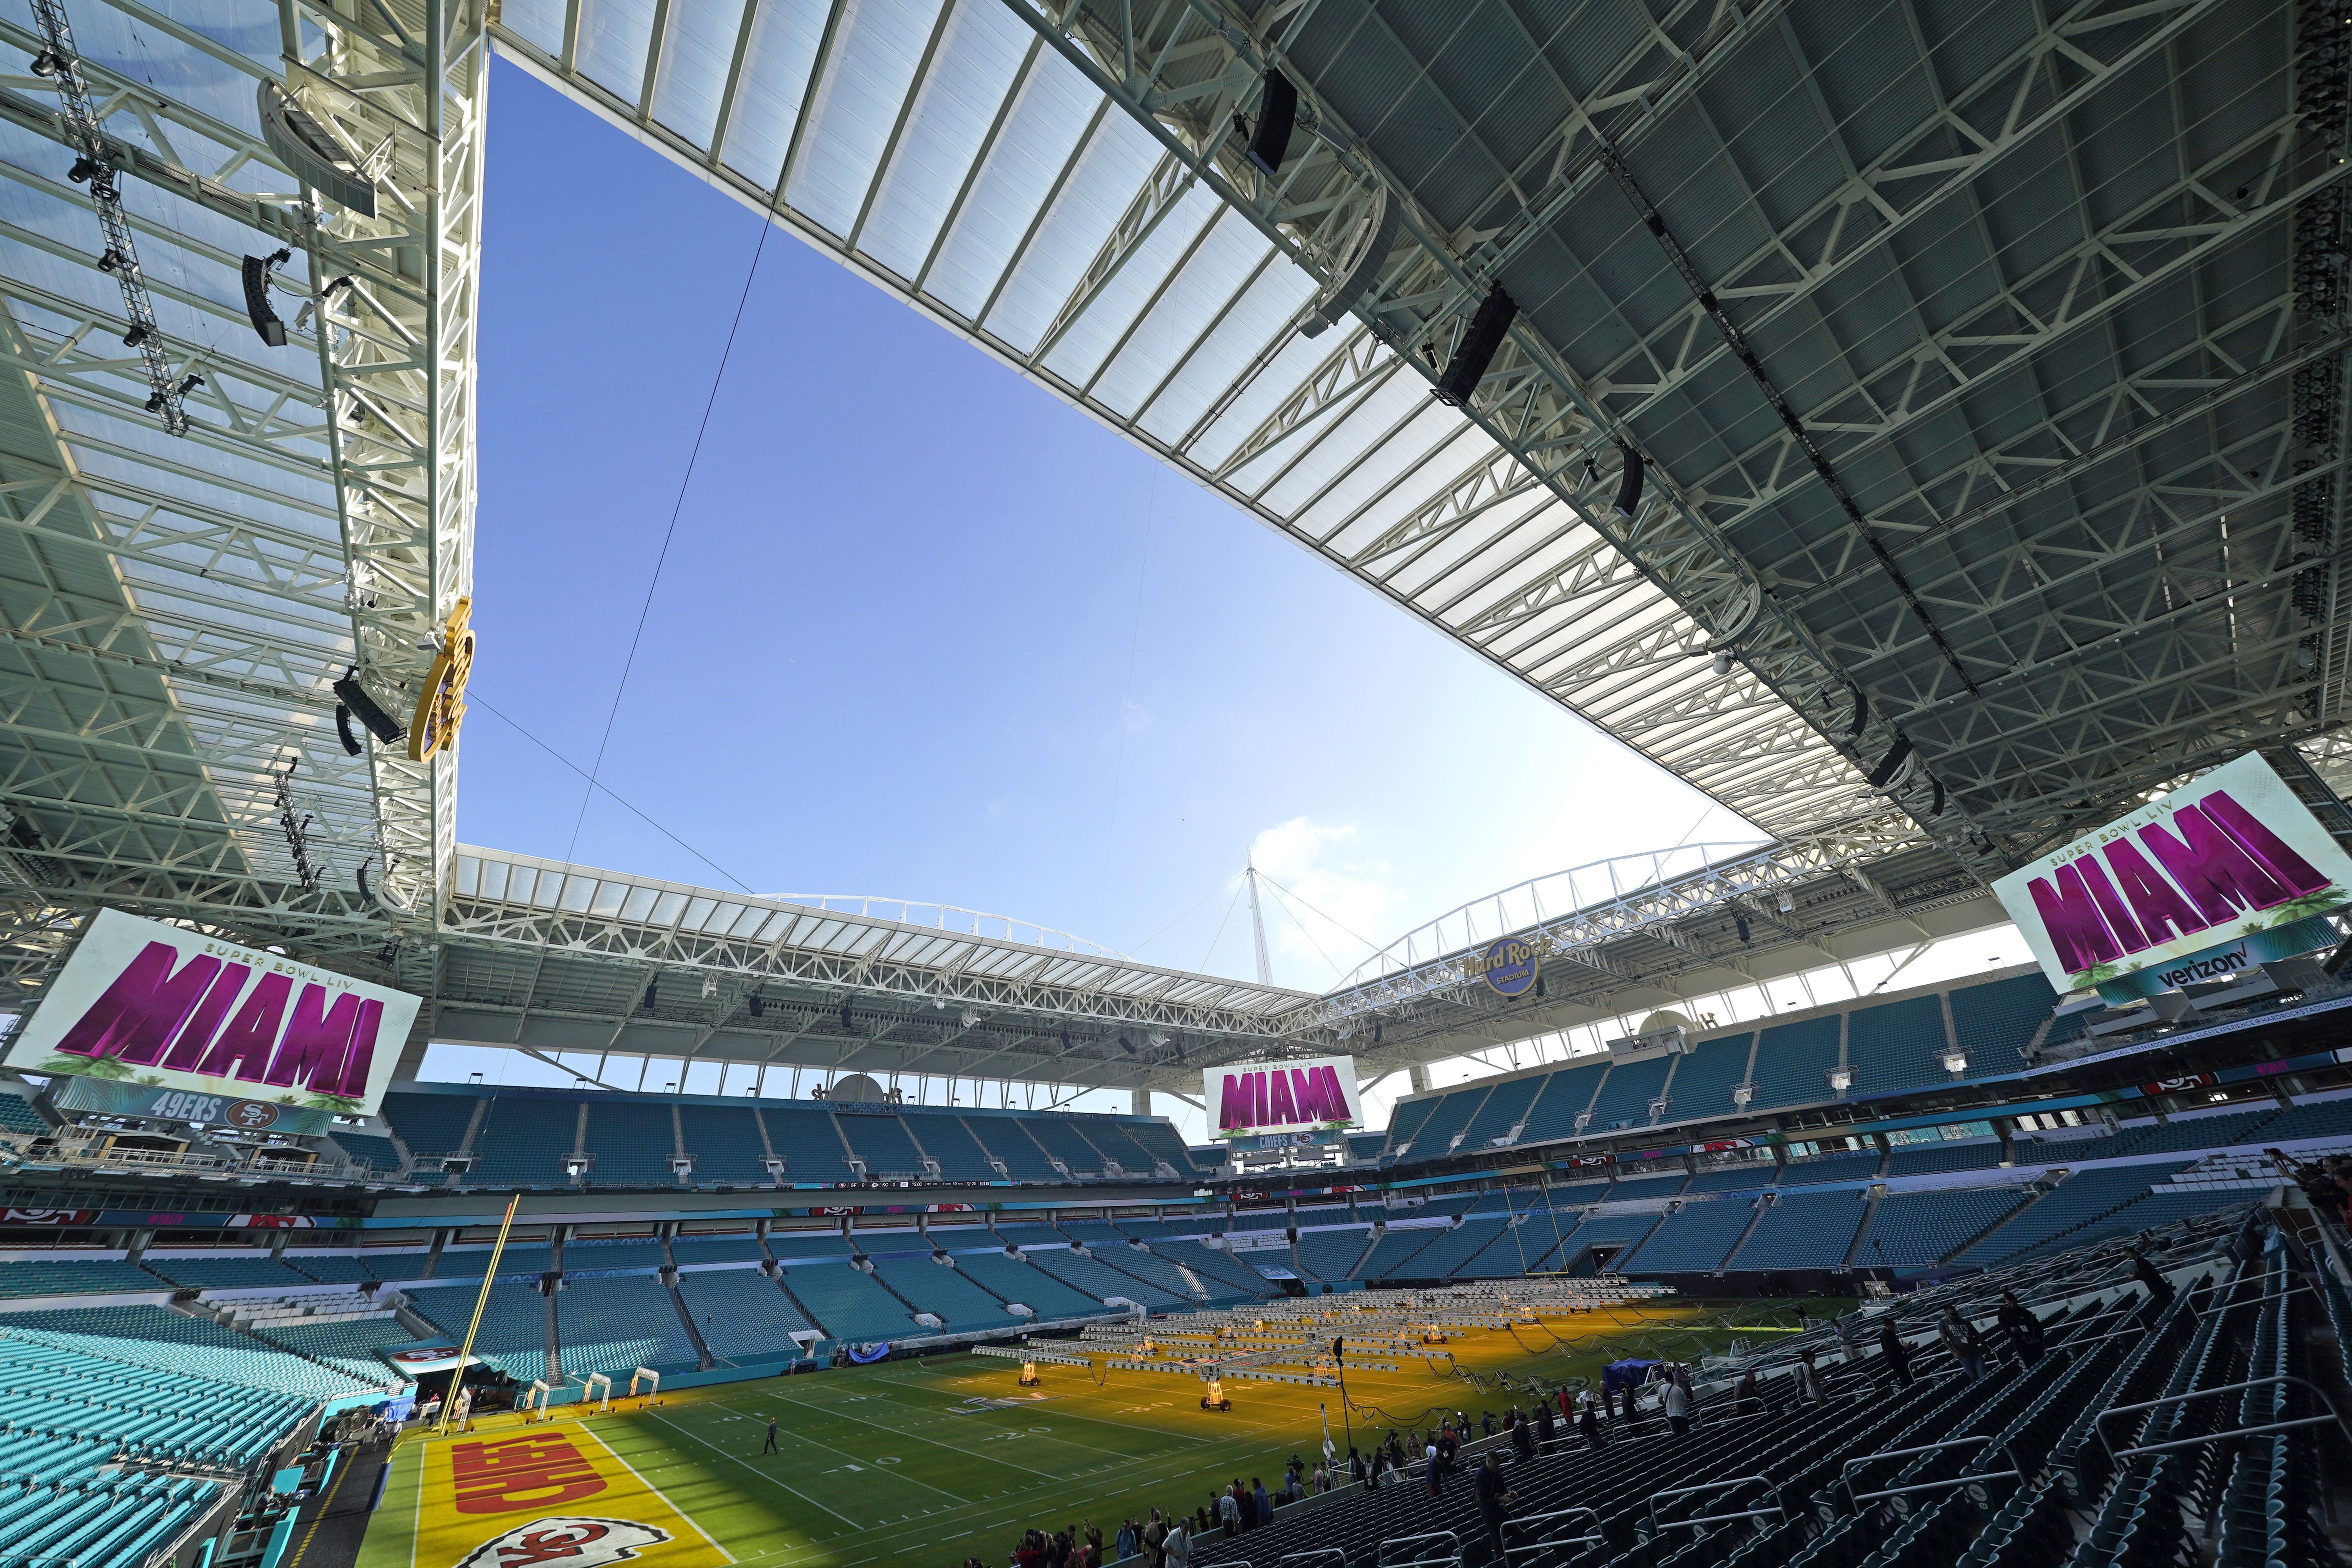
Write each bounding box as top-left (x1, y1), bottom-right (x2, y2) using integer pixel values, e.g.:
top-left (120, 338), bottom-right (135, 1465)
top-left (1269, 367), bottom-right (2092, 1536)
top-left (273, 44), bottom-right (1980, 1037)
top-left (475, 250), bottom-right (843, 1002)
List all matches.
top-left (2280, 1149), bottom-right (2352, 1222)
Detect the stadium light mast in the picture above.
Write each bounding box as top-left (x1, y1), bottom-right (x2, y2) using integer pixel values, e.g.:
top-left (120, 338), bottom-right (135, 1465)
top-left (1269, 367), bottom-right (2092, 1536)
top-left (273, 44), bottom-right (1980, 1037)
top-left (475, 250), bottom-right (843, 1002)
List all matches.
top-left (1245, 845), bottom-right (1273, 986)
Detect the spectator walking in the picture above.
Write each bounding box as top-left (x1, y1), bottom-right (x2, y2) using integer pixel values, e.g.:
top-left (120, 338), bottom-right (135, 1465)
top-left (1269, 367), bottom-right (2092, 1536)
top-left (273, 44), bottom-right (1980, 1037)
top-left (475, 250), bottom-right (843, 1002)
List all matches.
top-left (1877, 1320), bottom-right (1913, 1388)
top-left (1578, 1392), bottom-right (1605, 1452)
top-left (1251, 1477), bottom-right (1270, 1527)
top-left (2123, 1244), bottom-right (2175, 1310)
top-left (1474, 1452), bottom-right (1519, 1564)
top-left (1425, 1435), bottom-right (1443, 1497)
top-left (1732, 1368), bottom-right (1760, 1416)
top-left (1664, 1377), bottom-right (1691, 1437)
top-left (1512, 1407), bottom-right (1536, 1463)
top-left (1939, 1305), bottom-right (1989, 1380)
top-left (1534, 1396), bottom-right (1557, 1446)
top-left (1795, 1350), bottom-right (1829, 1403)
top-left (1996, 1290), bottom-right (2044, 1365)
top-left (1163, 1516), bottom-right (1190, 1568)
top-left (1218, 1485), bottom-right (1238, 1537)
top-left (1142, 1508), bottom-right (1166, 1568)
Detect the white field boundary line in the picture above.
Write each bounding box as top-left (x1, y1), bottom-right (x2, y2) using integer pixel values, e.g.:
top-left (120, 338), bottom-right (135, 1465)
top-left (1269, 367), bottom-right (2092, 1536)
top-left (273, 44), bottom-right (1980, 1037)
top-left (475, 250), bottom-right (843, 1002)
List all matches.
top-left (573, 1418), bottom-right (738, 1563)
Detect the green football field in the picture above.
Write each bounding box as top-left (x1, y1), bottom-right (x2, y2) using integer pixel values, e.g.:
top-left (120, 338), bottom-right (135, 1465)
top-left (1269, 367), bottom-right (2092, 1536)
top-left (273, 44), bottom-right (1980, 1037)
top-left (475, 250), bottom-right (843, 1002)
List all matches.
top-left (358, 1301), bottom-right (1830, 1568)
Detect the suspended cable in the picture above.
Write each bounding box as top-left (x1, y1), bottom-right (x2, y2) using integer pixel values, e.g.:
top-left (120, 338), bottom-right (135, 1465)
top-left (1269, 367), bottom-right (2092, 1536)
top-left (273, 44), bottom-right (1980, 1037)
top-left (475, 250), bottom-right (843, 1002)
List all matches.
top-left (1125, 871), bottom-right (1243, 961)
top-left (473, 693), bottom-right (754, 893)
top-left (561, 187), bottom-right (784, 866)
top-left (1254, 869), bottom-right (1381, 951)
top-left (1199, 879), bottom-right (1249, 973)
top-left (1256, 876), bottom-right (1346, 980)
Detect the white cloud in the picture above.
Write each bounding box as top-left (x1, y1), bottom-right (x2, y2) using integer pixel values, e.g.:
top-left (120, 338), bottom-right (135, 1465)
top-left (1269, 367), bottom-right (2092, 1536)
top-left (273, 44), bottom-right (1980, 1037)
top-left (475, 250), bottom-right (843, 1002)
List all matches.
top-left (1249, 816), bottom-right (1404, 986)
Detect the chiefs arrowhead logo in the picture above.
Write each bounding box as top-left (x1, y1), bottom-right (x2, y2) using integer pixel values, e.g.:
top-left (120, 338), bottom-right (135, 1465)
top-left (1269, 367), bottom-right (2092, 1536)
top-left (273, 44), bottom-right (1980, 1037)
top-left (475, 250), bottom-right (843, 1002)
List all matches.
top-left (455, 1518), bottom-right (669, 1568)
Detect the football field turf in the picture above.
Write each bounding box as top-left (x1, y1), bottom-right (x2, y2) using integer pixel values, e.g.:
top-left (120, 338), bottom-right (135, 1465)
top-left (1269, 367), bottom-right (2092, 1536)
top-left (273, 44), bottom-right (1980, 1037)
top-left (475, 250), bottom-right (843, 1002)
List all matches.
top-left (357, 1301), bottom-right (1813, 1568)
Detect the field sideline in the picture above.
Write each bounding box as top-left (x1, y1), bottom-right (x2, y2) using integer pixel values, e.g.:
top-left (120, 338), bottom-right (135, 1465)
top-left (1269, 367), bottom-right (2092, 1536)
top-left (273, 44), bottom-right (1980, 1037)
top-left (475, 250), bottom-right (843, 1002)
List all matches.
top-left (357, 1302), bottom-right (1818, 1568)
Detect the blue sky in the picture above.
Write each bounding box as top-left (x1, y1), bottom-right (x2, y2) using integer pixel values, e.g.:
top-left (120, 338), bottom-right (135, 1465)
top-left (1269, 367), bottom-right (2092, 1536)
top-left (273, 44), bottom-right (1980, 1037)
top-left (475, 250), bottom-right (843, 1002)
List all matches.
top-left (429, 64), bottom-right (2017, 1133)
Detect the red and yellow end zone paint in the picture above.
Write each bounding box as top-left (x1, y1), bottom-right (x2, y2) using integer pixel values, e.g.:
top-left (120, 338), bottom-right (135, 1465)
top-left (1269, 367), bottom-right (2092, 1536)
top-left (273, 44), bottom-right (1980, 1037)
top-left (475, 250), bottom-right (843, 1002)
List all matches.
top-left (411, 1420), bottom-right (731, 1568)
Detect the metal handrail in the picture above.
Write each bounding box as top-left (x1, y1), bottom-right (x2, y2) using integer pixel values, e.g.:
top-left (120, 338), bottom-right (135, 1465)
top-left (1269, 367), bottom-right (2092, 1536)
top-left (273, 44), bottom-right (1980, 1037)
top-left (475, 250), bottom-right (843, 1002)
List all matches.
top-left (1837, 1437), bottom-right (2022, 1508)
top-left (2092, 1375), bottom-right (2352, 1459)
top-left (1646, 1476), bottom-right (1784, 1534)
top-left (1374, 1530), bottom-right (1462, 1568)
top-left (1278, 1551), bottom-right (1347, 1568)
top-left (1501, 1506), bottom-right (1603, 1564)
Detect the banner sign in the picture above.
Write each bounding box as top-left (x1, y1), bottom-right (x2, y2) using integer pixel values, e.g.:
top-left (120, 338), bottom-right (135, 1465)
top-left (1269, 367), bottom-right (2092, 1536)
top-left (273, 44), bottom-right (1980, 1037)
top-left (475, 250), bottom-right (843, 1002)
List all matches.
top-left (1991, 752), bottom-right (2352, 993)
top-left (1, 1207), bottom-right (96, 1226)
top-left (46, 1074), bottom-right (341, 1136)
top-left (2089, 915), bottom-right (2340, 1001)
top-left (2, 909), bottom-right (420, 1116)
top-left (381, 1343), bottom-right (472, 1375)
top-left (1205, 1055), bottom-right (1364, 1141)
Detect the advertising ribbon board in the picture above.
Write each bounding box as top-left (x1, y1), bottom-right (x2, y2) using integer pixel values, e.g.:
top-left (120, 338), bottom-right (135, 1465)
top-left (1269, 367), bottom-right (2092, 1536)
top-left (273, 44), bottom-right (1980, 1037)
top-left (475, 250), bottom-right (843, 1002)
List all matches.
top-left (2, 907), bottom-right (421, 1116)
top-left (1991, 751), bottom-right (2352, 996)
top-left (1204, 1054), bottom-right (1364, 1141)
top-left (45, 1074), bottom-right (343, 1136)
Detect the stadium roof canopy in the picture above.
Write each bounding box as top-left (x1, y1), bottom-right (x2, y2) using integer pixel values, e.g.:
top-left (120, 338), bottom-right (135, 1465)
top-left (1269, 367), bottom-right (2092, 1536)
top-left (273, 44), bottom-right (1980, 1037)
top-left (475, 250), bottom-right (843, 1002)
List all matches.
top-left (1, 0), bottom-right (2348, 1093)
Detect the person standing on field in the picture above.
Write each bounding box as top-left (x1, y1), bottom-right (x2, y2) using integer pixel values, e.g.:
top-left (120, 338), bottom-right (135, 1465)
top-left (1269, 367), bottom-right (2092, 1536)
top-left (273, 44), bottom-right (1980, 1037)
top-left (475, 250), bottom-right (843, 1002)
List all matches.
top-left (762, 1417), bottom-right (777, 1454)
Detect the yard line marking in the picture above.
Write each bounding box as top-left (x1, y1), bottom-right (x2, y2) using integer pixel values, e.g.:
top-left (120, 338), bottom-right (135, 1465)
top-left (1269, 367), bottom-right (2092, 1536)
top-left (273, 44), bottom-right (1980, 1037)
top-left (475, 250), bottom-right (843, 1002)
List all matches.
top-left (880, 1375), bottom-right (1217, 1446)
top-left (763, 1388), bottom-right (1067, 1482)
top-left (637, 1408), bottom-right (863, 1528)
top-left (670, 1399), bottom-right (972, 1505)
top-left (575, 1419), bottom-right (736, 1563)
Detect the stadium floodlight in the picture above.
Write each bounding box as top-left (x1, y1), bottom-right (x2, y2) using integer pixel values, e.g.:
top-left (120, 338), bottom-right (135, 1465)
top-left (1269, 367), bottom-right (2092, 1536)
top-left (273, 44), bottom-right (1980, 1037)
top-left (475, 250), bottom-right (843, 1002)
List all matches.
top-left (96, 247), bottom-right (121, 271)
top-left (1776, 891), bottom-right (1795, 913)
top-left (961, 1007), bottom-right (982, 1028)
top-left (1711, 649), bottom-right (1735, 677)
top-left (1942, 1051), bottom-right (1969, 1074)
top-left (1828, 1066), bottom-right (1853, 1092)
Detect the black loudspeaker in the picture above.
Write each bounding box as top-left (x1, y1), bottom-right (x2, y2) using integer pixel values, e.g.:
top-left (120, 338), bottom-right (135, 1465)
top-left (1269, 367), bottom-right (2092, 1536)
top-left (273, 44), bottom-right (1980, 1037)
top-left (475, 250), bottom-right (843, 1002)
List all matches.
top-left (1844, 687), bottom-right (1869, 738)
top-left (334, 704), bottom-right (363, 756)
top-left (1612, 444), bottom-right (1645, 517)
top-left (1245, 71), bottom-right (1297, 175)
top-left (1867, 735), bottom-right (1914, 789)
top-left (242, 253), bottom-right (289, 347)
top-left (1434, 285), bottom-right (1517, 407)
top-left (1735, 914), bottom-right (1751, 945)
top-left (331, 670), bottom-right (404, 743)
top-left (1930, 779), bottom-right (1946, 817)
